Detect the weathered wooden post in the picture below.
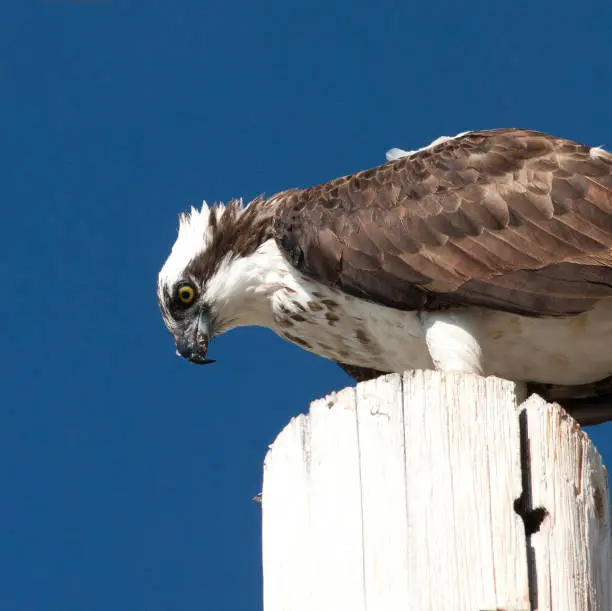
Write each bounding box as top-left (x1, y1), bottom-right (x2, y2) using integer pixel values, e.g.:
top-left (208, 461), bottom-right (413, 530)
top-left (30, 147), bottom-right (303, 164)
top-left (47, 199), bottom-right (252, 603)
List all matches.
top-left (261, 371), bottom-right (611, 611)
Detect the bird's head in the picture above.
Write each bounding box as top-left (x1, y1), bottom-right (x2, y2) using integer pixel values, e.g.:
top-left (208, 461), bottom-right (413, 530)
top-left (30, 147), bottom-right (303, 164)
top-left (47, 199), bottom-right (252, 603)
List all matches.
top-left (157, 197), bottom-right (280, 365)
top-left (157, 203), bottom-right (222, 365)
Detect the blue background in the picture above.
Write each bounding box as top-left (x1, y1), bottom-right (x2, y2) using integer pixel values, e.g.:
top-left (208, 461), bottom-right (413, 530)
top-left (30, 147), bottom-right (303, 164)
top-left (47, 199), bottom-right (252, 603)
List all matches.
top-left (2, 1), bottom-right (611, 609)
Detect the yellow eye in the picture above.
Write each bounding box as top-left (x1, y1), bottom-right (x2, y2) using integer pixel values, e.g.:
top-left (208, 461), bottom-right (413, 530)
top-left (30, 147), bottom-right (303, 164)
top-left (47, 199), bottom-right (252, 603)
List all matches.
top-left (177, 284), bottom-right (195, 304)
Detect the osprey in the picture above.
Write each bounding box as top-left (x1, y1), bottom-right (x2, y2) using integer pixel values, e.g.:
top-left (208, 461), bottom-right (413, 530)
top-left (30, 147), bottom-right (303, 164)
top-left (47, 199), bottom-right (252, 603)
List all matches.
top-left (158, 129), bottom-right (612, 424)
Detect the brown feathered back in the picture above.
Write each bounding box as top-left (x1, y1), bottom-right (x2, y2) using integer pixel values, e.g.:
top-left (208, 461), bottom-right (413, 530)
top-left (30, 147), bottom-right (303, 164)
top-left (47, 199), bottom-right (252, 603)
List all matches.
top-left (273, 129), bottom-right (612, 316)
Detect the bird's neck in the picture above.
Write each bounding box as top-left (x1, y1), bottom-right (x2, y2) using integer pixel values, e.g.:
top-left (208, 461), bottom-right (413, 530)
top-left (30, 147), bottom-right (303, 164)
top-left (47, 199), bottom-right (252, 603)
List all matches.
top-left (204, 239), bottom-right (295, 334)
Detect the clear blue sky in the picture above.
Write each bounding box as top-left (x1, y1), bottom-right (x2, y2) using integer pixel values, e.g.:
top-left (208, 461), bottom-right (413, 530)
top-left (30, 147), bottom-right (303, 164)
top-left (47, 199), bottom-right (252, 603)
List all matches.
top-left (2, 1), bottom-right (611, 609)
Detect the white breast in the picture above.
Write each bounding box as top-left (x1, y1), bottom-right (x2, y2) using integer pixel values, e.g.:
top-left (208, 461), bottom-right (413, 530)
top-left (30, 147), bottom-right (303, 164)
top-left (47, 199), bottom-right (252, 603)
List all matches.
top-left (270, 278), bottom-right (612, 386)
top-left (270, 280), bottom-right (434, 373)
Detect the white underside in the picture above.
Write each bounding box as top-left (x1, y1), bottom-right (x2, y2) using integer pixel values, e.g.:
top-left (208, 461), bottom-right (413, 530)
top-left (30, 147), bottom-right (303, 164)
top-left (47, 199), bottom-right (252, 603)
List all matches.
top-left (267, 274), bottom-right (612, 386)
top-left (200, 239), bottom-right (612, 387)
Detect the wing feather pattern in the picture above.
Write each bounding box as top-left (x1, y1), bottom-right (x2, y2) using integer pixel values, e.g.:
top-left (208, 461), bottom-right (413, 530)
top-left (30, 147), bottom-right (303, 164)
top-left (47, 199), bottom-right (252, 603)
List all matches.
top-left (273, 129), bottom-right (612, 316)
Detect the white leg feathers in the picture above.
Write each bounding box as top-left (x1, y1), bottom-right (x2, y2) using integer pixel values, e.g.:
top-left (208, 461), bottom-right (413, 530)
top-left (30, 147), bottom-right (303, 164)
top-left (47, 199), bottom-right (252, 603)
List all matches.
top-left (420, 311), bottom-right (484, 375)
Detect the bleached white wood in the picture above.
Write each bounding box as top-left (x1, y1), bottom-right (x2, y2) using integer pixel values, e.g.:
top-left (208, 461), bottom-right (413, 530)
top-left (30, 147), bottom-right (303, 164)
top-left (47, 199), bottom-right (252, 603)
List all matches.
top-left (353, 374), bottom-right (411, 609)
top-left (262, 387), bottom-right (366, 611)
top-left (399, 371), bottom-right (529, 610)
top-left (262, 371), bottom-right (531, 611)
top-left (522, 394), bottom-right (612, 611)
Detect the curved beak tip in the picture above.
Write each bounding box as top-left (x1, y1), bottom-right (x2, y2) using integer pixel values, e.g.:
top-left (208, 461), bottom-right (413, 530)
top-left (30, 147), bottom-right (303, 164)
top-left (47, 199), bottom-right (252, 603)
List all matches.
top-left (174, 348), bottom-right (216, 365)
top-left (175, 336), bottom-right (212, 365)
top-left (174, 311), bottom-right (215, 365)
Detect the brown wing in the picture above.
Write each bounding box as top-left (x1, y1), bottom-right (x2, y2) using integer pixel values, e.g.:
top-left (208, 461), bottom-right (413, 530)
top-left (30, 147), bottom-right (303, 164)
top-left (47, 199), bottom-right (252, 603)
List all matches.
top-left (273, 129), bottom-right (612, 316)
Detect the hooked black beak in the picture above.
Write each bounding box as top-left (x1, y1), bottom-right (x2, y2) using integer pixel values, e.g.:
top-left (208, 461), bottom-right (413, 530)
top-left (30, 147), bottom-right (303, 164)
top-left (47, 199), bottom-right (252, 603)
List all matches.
top-left (175, 310), bottom-right (216, 365)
